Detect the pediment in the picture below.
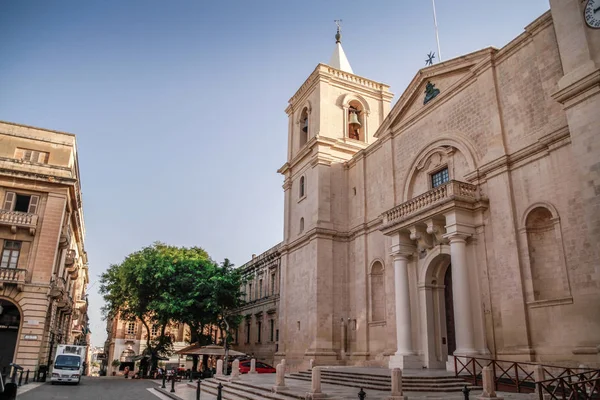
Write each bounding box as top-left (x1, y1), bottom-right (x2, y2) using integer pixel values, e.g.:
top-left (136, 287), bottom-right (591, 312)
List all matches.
top-left (376, 47), bottom-right (496, 136)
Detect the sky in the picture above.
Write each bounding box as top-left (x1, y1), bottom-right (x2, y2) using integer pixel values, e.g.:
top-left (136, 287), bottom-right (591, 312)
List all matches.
top-left (0, 0), bottom-right (550, 348)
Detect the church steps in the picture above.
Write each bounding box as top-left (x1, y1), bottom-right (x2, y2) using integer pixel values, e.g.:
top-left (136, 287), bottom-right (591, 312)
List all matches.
top-left (196, 378), bottom-right (304, 400)
top-left (287, 370), bottom-right (475, 392)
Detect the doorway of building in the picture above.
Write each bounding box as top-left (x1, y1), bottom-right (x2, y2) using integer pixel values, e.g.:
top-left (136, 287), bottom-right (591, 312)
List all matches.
top-left (0, 299), bottom-right (21, 376)
top-left (444, 265), bottom-right (457, 357)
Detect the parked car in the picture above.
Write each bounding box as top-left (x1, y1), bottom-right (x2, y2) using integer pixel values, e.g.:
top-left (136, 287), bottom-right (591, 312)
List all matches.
top-left (238, 360), bottom-right (276, 374)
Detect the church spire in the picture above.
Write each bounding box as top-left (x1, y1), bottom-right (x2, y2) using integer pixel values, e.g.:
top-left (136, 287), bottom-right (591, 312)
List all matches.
top-left (328, 20), bottom-right (353, 74)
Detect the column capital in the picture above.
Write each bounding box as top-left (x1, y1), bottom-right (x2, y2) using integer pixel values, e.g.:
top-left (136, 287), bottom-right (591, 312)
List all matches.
top-left (443, 232), bottom-right (470, 243)
top-left (391, 252), bottom-right (412, 262)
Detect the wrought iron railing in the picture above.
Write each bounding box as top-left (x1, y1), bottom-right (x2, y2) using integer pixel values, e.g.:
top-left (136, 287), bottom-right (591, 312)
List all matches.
top-left (537, 370), bottom-right (600, 399)
top-left (454, 356), bottom-right (599, 394)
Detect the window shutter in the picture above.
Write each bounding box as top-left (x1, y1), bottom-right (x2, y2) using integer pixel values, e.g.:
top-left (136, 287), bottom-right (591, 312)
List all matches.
top-left (2, 192), bottom-right (16, 211)
top-left (14, 149), bottom-right (24, 159)
top-left (28, 195), bottom-right (39, 214)
top-left (24, 150), bottom-right (32, 161)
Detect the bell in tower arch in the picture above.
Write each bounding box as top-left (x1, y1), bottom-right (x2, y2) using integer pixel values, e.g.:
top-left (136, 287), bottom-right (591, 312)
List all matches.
top-left (348, 110), bottom-right (361, 128)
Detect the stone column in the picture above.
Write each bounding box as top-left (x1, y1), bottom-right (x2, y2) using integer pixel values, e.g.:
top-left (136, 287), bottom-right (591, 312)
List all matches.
top-left (448, 234), bottom-right (477, 355)
top-left (309, 359), bottom-right (314, 370)
top-left (230, 359), bottom-right (240, 380)
top-left (478, 366), bottom-right (503, 400)
top-left (340, 319), bottom-right (347, 360)
top-left (387, 368), bottom-right (405, 400)
top-left (216, 359), bottom-right (223, 376)
top-left (272, 363), bottom-right (287, 392)
top-left (249, 358), bottom-right (257, 374)
top-left (389, 252), bottom-right (420, 369)
top-left (308, 367), bottom-right (327, 399)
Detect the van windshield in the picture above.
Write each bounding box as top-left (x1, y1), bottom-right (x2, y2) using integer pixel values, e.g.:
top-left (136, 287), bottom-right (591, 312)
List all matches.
top-left (55, 355), bottom-right (81, 370)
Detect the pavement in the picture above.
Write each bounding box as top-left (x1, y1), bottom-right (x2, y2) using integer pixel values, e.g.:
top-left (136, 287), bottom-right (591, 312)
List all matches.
top-left (16, 376), bottom-right (166, 399)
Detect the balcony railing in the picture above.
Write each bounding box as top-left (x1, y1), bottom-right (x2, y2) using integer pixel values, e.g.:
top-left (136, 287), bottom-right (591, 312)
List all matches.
top-left (382, 180), bottom-right (480, 227)
top-left (59, 224), bottom-right (72, 248)
top-left (0, 210), bottom-right (39, 235)
top-left (0, 268), bottom-right (26, 290)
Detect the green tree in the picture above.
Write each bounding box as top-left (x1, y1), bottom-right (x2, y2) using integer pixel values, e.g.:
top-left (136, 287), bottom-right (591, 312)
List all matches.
top-left (100, 242), bottom-right (212, 373)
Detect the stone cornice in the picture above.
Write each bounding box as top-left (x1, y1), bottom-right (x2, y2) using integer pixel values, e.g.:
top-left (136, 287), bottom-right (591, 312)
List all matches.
top-left (552, 68), bottom-right (600, 109)
top-left (0, 120), bottom-right (76, 140)
top-left (288, 64), bottom-right (392, 112)
top-left (465, 126), bottom-right (571, 182)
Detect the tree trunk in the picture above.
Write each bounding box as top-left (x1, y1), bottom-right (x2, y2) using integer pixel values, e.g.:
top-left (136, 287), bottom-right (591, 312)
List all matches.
top-left (141, 319), bottom-right (153, 378)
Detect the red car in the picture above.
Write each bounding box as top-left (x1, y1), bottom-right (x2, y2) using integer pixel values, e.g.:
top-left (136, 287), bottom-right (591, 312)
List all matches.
top-left (238, 360), bottom-right (276, 374)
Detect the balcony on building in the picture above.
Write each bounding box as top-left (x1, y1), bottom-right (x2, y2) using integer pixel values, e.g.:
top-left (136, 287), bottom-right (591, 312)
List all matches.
top-left (381, 180), bottom-right (486, 234)
top-left (49, 276), bottom-right (67, 299)
top-left (65, 249), bottom-right (77, 266)
top-left (59, 224), bottom-right (72, 249)
top-left (0, 267), bottom-right (26, 291)
top-left (0, 209), bottom-right (39, 236)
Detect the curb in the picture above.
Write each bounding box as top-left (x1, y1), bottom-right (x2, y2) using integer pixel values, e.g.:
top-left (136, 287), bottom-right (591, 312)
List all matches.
top-left (154, 386), bottom-right (185, 400)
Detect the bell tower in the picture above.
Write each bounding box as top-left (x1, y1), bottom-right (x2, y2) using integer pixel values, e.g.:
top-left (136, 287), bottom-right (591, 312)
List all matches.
top-left (276, 24), bottom-right (393, 368)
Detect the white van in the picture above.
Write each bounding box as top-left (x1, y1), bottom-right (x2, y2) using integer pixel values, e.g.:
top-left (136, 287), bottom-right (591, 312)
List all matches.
top-left (51, 345), bottom-right (87, 385)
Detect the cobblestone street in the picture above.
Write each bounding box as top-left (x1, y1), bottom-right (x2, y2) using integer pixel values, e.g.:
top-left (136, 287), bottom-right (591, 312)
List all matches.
top-left (17, 377), bottom-right (166, 400)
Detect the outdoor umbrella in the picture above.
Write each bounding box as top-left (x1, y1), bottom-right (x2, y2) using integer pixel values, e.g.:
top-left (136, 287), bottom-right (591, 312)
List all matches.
top-left (175, 344), bottom-right (245, 357)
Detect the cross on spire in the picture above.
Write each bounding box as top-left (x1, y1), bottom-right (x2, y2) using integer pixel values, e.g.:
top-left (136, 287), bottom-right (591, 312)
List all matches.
top-left (334, 19), bottom-right (342, 43)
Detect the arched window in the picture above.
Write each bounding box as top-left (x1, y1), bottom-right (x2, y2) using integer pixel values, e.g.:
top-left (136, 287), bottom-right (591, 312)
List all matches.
top-left (347, 100), bottom-right (365, 142)
top-left (300, 108), bottom-right (309, 147)
top-left (299, 176), bottom-right (305, 198)
top-left (299, 217), bottom-right (304, 233)
top-left (370, 261), bottom-right (385, 322)
top-left (525, 206), bottom-right (570, 301)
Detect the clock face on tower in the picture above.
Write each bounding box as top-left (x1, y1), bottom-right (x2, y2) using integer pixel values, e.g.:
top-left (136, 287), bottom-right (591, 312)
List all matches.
top-left (585, 0), bottom-right (600, 29)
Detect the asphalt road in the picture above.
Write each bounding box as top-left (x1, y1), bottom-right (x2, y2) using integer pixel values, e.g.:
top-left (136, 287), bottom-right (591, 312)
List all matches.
top-left (17, 377), bottom-right (165, 400)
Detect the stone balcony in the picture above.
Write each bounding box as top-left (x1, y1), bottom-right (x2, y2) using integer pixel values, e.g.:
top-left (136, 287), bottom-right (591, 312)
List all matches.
top-left (65, 249), bottom-right (77, 266)
top-left (0, 268), bottom-right (26, 291)
top-left (49, 277), bottom-right (67, 299)
top-left (76, 298), bottom-right (88, 313)
top-left (59, 224), bottom-right (72, 249)
top-left (381, 180), bottom-right (486, 234)
top-left (0, 210), bottom-right (38, 235)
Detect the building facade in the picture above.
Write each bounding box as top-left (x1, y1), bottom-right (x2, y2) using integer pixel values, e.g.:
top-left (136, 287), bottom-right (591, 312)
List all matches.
top-left (0, 120), bottom-right (90, 374)
top-left (103, 314), bottom-right (191, 375)
top-left (234, 244), bottom-right (282, 365)
top-left (266, 1), bottom-right (600, 371)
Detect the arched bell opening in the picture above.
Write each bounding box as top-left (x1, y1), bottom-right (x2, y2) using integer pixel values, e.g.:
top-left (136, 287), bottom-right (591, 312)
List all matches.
top-left (299, 108), bottom-right (309, 147)
top-left (0, 298), bottom-right (21, 375)
top-left (347, 100), bottom-right (365, 142)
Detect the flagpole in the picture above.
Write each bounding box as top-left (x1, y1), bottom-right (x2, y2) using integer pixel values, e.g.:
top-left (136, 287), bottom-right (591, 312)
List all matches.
top-left (432, 0), bottom-right (442, 62)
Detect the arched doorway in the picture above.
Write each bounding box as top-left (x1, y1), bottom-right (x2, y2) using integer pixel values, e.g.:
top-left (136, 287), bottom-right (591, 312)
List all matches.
top-left (420, 249), bottom-right (456, 369)
top-left (0, 299), bottom-right (21, 375)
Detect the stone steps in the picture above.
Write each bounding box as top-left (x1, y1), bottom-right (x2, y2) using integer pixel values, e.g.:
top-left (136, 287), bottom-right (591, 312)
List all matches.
top-left (287, 370), bottom-right (476, 392)
top-left (197, 378), bottom-right (304, 400)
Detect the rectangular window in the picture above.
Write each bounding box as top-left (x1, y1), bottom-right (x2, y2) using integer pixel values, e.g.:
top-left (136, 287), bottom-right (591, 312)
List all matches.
top-left (276, 329), bottom-right (279, 342)
top-left (271, 273), bottom-right (276, 295)
top-left (151, 325), bottom-right (159, 336)
top-left (127, 322), bottom-right (136, 335)
top-left (246, 323), bottom-right (251, 344)
top-left (2, 192), bottom-right (39, 214)
top-left (269, 319), bottom-right (274, 342)
top-left (1, 241), bottom-right (21, 269)
top-left (15, 148), bottom-right (49, 164)
top-left (259, 279), bottom-right (263, 298)
top-left (248, 283), bottom-right (252, 301)
top-left (257, 321), bottom-right (262, 343)
top-left (431, 167), bottom-right (449, 188)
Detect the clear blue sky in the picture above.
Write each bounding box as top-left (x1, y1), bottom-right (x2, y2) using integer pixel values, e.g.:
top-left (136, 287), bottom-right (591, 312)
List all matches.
top-left (0, 0), bottom-right (550, 347)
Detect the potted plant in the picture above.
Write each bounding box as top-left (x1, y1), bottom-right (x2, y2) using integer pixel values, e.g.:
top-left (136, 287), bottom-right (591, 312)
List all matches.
top-left (111, 359), bottom-right (121, 376)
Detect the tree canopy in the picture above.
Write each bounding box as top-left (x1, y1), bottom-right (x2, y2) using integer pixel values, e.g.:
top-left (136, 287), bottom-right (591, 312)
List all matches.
top-left (99, 242), bottom-right (246, 372)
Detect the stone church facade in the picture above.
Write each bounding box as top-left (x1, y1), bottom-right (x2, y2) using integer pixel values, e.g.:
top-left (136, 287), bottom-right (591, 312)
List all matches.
top-left (261, 0), bottom-right (600, 372)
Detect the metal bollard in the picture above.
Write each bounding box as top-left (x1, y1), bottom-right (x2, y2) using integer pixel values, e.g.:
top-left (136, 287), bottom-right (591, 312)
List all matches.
top-left (358, 387), bottom-right (366, 399)
top-left (25, 369), bottom-right (30, 384)
top-left (462, 385), bottom-right (471, 400)
top-left (161, 372), bottom-right (166, 389)
top-left (171, 373), bottom-right (176, 393)
top-left (217, 382), bottom-right (223, 400)
top-left (18, 370), bottom-right (23, 386)
top-left (196, 378), bottom-right (201, 400)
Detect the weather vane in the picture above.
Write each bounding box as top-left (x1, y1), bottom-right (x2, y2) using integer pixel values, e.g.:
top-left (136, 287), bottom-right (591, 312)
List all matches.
top-left (425, 51), bottom-right (436, 66)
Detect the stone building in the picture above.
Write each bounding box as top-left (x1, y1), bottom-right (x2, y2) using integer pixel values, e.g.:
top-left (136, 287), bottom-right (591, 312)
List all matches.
top-left (103, 314), bottom-right (191, 375)
top-left (257, 0), bottom-right (600, 371)
top-left (0, 120), bottom-right (90, 374)
top-left (234, 243), bottom-right (282, 365)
